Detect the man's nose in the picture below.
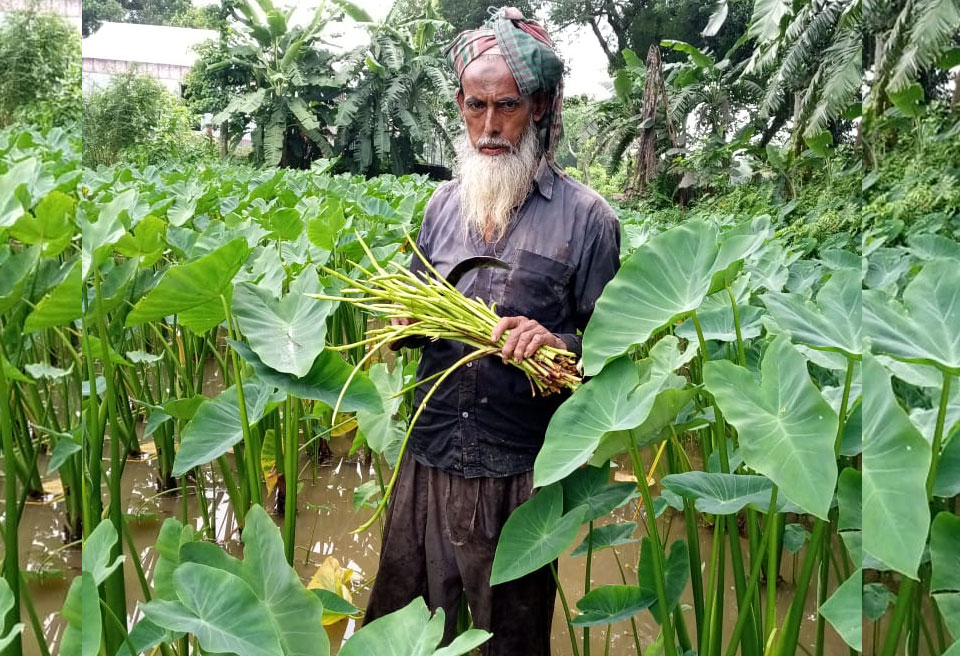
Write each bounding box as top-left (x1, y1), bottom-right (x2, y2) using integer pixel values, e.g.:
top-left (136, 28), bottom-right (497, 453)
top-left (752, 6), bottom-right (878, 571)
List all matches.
top-left (482, 106), bottom-right (501, 138)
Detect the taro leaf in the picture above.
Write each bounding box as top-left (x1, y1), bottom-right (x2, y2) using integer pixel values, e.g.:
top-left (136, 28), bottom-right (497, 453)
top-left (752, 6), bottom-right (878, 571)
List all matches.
top-left (10, 190), bottom-right (75, 258)
top-left (233, 267), bottom-right (332, 377)
top-left (783, 524), bottom-right (810, 554)
top-left (862, 353), bottom-right (930, 579)
top-left (141, 563), bottom-right (284, 656)
top-left (535, 337), bottom-right (690, 487)
top-left (353, 480), bottom-right (380, 511)
top-left (840, 401), bottom-right (863, 457)
top-left (239, 505), bottom-right (330, 656)
top-left (153, 518), bottom-right (196, 601)
top-left (24, 362), bottom-right (72, 380)
top-left (311, 589), bottom-right (361, 622)
top-left (907, 233), bottom-right (960, 261)
top-left (356, 363), bottom-right (404, 465)
top-left (637, 538), bottom-right (689, 623)
top-left (0, 157), bottom-right (41, 228)
top-left (676, 303), bottom-right (764, 342)
top-left (114, 214), bottom-right (166, 267)
top-left (126, 350), bottom-right (163, 364)
top-left (58, 572), bottom-right (95, 656)
top-left (172, 378), bottom-right (280, 477)
top-left (230, 340), bottom-right (380, 413)
top-left (338, 597), bottom-right (491, 656)
top-left (931, 512), bottom-right (960, 642)
top-left (561, 461), bottom-right (637, 522)
top-left (819, 569), bottom-right (863, 651)
top-left (82, 519), bottom-right (124, 584)
top-left (81, 198), bottom-right (129, 280)
top-left (876, 355), bottom-right (942, 388)
top-left (571, 584), bottom-right (655, 627)
top-left (837, 468), bottom-right (862, 564)
top-left (761, 268), bottom-right (861, 357)
top-left (863, 260), bottom-right (960, 373)
top-left (936, 428), bottom-right (960, 499)
top-left (114, 618), bottom-right (180, 656)
top-left (23, 261), bottom-right (81, 333)
top-left (0, 579), bottom-right (24, 652)
top-left (126, 238), bottom-right (249, 329)
top-left (704, 336), bottom-right (838, 519)
top-left (0, 245), bottom-right (39, 314)
top-left (571, 522), bottom-right (639, 557)
top-left (863, 583), bottom-right (893, 621)
top-left (490, 484), bottom-right (587, 586)
top-left (661, 472), bottom-right (795, 515)
top-left (582, 221), bottom-right (720, 375)
top-left (865, 248), bottom-right (911, 290)
top-left (47, 436), bottom-right (81, 475)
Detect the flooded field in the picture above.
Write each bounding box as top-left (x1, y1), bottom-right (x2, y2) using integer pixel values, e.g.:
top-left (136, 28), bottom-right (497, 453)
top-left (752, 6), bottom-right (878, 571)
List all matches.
top-left (9, 437), bottom-right (845, 656)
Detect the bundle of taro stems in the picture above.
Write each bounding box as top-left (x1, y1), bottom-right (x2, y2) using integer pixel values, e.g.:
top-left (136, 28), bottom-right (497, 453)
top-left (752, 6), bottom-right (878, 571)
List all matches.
top-left (309, 233), bottom-right (581, 531)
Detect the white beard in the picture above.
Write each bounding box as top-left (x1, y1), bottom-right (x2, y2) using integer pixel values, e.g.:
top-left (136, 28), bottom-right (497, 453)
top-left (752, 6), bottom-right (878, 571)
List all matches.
top-left (454, 119), bottom-right (539, 243)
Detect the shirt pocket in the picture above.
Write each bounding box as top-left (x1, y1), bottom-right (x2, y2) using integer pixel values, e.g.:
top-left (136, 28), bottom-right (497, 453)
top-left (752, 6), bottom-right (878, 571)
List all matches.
top-left (500, 249), bottom-right (574, 328)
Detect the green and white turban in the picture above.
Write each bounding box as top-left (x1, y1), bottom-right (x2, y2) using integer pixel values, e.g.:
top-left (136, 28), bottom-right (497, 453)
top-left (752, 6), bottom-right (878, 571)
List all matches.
top-left (444, 7), bottom-right (565, 172)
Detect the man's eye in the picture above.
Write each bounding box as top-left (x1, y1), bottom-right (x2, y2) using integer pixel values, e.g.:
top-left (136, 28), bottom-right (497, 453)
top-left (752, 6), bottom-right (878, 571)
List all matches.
top-left (466, 101), bottom-right (484, 111)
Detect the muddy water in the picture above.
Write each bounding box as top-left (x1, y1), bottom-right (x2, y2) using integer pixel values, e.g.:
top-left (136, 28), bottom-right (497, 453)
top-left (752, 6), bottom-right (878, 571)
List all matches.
top-left (7, 433), bottom-right (848, 656)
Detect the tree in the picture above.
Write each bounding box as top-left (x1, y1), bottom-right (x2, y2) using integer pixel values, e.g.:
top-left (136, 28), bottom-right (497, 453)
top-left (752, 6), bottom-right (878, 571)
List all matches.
top-left (334, 6), bottom-right (459, 176)
top-left (207, 0), bottom-right (349, 167)
top-left (0, 10), bottom-right (81, 129)
top-left (82, 0), bottom-right (221, 35)
top-left (82, 71), bottom-right (214, 167)
top-left (183, 39), bottom-right (255, 156)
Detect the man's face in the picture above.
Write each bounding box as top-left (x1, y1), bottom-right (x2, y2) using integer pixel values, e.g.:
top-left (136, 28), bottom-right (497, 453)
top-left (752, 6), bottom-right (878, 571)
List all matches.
top-left (457, 55), bottom-right (546, 155)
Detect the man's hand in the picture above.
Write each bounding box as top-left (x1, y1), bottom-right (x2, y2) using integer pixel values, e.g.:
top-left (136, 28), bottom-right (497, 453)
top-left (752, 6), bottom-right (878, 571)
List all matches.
top-left (388, 317), bottom-right (418, 351)
top-left (491, 316), bottom-right (565, 363)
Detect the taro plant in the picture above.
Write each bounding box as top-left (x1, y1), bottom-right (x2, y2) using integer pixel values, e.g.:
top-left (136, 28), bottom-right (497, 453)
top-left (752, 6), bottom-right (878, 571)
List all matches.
top-left (488, 216), bottom-right (867, 656)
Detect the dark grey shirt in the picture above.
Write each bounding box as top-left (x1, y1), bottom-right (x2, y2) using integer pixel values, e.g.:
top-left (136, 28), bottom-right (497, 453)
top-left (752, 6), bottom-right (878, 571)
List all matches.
top-left (408, 157), bottom-right (621, 478)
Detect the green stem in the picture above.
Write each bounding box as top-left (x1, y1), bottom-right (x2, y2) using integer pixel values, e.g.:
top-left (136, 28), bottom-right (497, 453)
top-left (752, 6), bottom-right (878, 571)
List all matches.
top-left (766, 512), bottom-right (780, 645)
top-left (584, 520), bottom-right (594, 656)
top-left (283, 397), bottom-right (299, 565)
top-left (775, 520), bottom-right (828, 656)
top-left (627, 440), bottom-right (678, 656)
top-left (0, 359), bottom-right (21, 656)
top-left (927, 372), bottom-right (953, 497)
top-left (726, 285), bottom-right (747, 367)
top-left (550, 562), bottom-right (580, 656)
top-left (221, 294), bottom-right (261, 508)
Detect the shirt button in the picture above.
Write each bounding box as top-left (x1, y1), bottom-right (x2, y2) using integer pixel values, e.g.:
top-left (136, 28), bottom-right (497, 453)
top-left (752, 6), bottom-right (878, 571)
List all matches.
top-left (461, 412), bottom-right (469, 419)
top-left (466, 362), bottom-right (473, 368)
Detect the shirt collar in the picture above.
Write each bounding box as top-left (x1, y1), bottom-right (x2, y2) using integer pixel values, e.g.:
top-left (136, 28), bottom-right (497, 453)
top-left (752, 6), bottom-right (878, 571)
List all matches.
top-left (533, 156), bottom-right (555, 200)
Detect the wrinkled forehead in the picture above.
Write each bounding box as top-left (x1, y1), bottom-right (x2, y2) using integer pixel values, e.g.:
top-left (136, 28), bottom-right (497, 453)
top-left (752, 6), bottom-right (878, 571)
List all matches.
top-left (460, 54), bottom-right (522, 98)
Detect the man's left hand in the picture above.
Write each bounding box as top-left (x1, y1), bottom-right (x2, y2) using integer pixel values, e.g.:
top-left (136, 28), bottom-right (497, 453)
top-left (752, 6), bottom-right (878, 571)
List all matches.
top-left (491, 316), bottom-right (565, 363)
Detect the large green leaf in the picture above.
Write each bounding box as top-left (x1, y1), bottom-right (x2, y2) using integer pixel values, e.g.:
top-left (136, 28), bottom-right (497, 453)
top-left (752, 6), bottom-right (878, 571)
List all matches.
top-left (126, 238), bottom-right (249, 328)
top-left (142, 564), bottom-right (284, 656)
top-left (930, 512), bottom-right (960, 643)
top-left (661, 472), bottom-right (798, 515)
top-left (172, 378), bottom-right (280, 476)
top-left (862, 353), bottom-right (930, 579)
top-left (23, 260), bottom-right (81, 332)
top-left (239, 506), bottom-right (330, 656)
top-left (704, 335), bottom-right (838, 519)
top-left (233, 267), bottom-right (332, 377)
top-left (10, 190), bottom-right (75, 258)
top-left (762, 268), bottom-right (861, 357)
top-left (338, 597), bottom-right (490, 656)
top-left (637, 538), bottom-right (689, 623)
top-left (230, 340), bottom-right (380, 413)
top-left (570, 522), bottom-right (639, 557)
top-left (571, 585), bottom-right (655, 627)
top-left (561, 461), bottom-right (637, 522)
top-left (82, 519), bottom-right (125, 584)
top-left (0, 157), bottom-right (42, 228)
top-left (819, 569), bottom-right (862, 651)
top-left (582, 221), bottom-right (720, 375)
top-left (535, 337), bottom-right (691, 487)
top-left (490, 484), bottom-right (587, 586)
top-left (58, 572), bottom-right (96, 656)
top-left (80, 192), bottom-right (133, 279)
top-left (0, 245), bottom-right (39, 314)
top-left (863, 260), bottom-right (960, 373)
top-left (0, 580), bottom-right (24, 653)
top-left (356, 362), bottom-right (405, 465)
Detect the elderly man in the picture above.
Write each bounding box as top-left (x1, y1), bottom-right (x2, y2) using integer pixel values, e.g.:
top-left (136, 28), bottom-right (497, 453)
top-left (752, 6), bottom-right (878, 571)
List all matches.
top-left (364, 8), bottom-right (621, 654)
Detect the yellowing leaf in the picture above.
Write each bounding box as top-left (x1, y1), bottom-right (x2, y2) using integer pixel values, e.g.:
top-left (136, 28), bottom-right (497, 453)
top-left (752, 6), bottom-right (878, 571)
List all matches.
top-left (308, 557), bottom-right (356, 625)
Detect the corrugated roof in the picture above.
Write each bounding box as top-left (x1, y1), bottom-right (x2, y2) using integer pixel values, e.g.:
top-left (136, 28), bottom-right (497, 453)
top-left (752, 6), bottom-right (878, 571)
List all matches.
top-left (81, 21), bottom-right (217, 68)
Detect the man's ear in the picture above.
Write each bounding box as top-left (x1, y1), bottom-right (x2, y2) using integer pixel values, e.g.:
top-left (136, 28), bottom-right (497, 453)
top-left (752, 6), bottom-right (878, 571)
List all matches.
top-left (531, 91), bottom-right (548, 122)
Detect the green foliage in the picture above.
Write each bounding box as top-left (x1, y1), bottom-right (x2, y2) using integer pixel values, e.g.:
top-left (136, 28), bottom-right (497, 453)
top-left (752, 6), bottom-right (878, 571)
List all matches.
top-left (0, 10), bottom-right (82, 130)
top-left (334, 9), bottom-right (458, 175)
top-left (82, 0), bottom-right (221, 36)
top-left (82, 72), bottom-right (215, 168)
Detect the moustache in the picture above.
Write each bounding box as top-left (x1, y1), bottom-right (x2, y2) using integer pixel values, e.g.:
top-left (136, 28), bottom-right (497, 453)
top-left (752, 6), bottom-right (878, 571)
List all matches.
top-left (475, 136), bottom-right (516, 153)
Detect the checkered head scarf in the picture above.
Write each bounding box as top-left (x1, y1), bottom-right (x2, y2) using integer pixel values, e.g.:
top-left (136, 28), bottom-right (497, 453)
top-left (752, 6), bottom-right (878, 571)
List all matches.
top-left (444, 7), bottom-right (565, 174)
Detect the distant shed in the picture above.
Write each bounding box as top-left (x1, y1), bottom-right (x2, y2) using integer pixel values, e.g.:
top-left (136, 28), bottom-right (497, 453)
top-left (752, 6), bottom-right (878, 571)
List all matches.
top-left (82, 21), bottom-right (217, 96)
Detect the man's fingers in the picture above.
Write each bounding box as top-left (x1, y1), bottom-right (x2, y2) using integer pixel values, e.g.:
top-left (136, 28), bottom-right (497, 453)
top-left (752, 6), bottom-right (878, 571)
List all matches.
top-left (522, 332), bottom-right (545, 359)
top-left (515, 331), bottom-right (543, 361)
top-left (501, 318), bottom-right (537, 362)
top-left (491, 316), bottom-right (522, 342)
